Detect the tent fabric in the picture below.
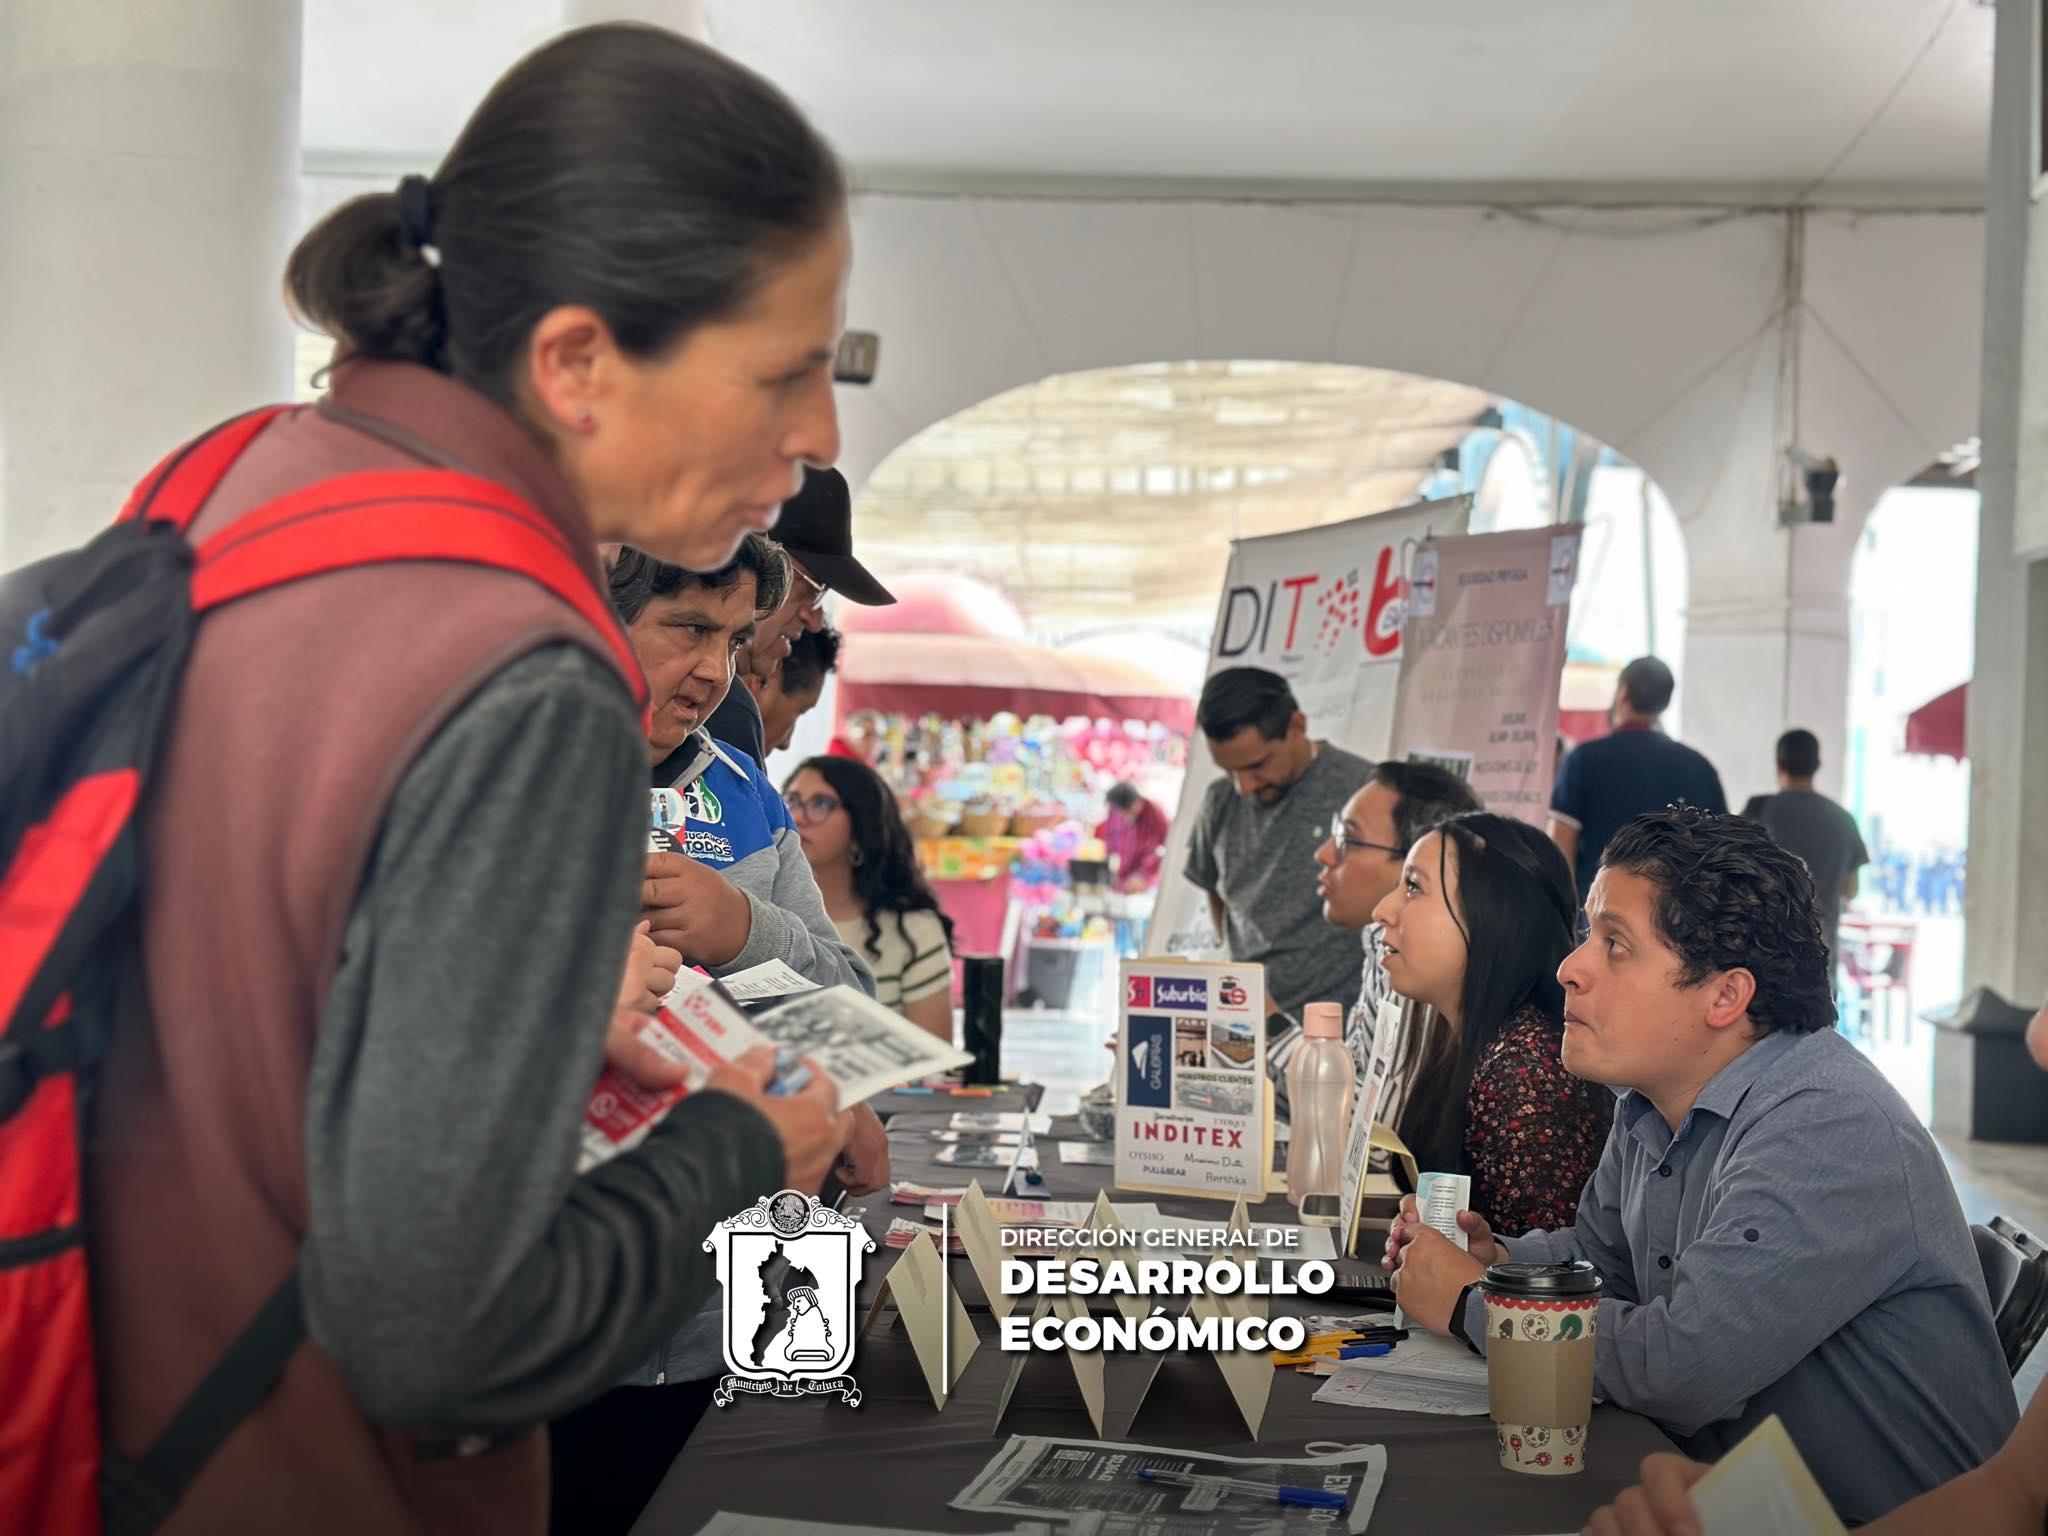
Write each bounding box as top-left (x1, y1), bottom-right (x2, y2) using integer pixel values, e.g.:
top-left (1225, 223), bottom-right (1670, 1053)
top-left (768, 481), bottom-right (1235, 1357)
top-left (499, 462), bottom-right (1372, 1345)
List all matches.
top-left (835, 631), bottom-right (1194, 730)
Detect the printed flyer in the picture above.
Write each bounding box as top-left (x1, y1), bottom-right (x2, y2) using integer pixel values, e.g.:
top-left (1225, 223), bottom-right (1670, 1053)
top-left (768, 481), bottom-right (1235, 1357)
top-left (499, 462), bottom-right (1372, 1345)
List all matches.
top-left (1114, 961), bottom-right (1267, 1200)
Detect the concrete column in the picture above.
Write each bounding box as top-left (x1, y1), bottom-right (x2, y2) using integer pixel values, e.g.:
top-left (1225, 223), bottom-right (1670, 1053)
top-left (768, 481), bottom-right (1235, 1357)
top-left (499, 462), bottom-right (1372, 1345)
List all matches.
top-left (0, 0), bottom-right (302, 570)
top-left (1953, 0), bottom-right (2048, 1129)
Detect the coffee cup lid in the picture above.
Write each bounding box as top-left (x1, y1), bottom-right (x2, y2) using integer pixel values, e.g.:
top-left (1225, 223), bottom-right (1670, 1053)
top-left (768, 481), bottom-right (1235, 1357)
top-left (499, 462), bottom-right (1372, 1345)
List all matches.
top-left (1479, 1260), bottom-right (1604, 1299)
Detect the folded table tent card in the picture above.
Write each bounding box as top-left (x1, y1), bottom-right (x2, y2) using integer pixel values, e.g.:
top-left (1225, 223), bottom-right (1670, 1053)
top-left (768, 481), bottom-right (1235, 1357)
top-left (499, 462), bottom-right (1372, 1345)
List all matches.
top-left (858, 1227), bottom-right (979, 1411)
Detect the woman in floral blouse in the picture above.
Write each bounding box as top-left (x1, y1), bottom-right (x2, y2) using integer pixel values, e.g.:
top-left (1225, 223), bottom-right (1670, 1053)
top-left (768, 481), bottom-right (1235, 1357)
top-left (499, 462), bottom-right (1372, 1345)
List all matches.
top-left (1370, 811), bottom-right (1612, 1236)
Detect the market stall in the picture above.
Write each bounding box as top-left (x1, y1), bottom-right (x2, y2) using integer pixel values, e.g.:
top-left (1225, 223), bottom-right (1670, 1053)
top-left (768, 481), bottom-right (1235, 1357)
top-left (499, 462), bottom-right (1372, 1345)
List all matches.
top-left (834, 575), bottom-right (1192, 1008)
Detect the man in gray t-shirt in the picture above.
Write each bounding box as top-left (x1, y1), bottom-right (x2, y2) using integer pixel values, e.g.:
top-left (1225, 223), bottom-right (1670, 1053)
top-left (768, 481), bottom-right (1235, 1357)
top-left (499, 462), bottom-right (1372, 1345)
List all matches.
top-left (1182, 667), bottom-right (1376, 1025)
top-left (1742, 729), bottom-right (1869, 955)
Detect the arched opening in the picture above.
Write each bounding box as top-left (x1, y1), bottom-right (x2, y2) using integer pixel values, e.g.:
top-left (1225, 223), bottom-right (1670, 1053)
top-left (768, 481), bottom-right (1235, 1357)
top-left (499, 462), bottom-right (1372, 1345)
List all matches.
top-left (795, 360), bottom-right (1684, 1049)
top-left (1842, 475), bottom-right (1980, 1123)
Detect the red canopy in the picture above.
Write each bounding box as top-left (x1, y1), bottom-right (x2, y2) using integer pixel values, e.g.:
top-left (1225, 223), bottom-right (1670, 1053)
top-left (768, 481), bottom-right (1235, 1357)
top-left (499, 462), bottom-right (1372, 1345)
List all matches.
top-left (835, 631), bottom-right (1195, 731)
top-left (1904, 682), bottom-right (1966, 759)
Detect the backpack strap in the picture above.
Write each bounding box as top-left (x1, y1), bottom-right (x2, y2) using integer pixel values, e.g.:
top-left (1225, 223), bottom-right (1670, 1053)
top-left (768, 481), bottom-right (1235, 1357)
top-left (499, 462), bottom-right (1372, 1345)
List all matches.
top-left (116, 407), bottom-right (292, 530)
top-left (187, 470), bottom-right (647, 708)
top-left (99, 1270), bottom-right (305, 1536)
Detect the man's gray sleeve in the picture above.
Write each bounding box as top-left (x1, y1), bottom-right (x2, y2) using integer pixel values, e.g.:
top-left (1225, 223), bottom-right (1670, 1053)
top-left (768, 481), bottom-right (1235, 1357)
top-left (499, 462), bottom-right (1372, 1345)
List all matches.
top-left (1183, 781), bottom-right (1224, 892)
top-left (301, 644), bottom-right (785, 1432)
top-left (718, 827), bottom-right (876, 996)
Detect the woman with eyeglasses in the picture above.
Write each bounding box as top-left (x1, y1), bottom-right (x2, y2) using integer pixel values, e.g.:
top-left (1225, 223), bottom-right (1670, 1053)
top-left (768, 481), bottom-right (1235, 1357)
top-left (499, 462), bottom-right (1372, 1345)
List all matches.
top-left (1371, 811), bottom-right (1612, 1236)
top-left (783, 757), bottom-right (957, 1040)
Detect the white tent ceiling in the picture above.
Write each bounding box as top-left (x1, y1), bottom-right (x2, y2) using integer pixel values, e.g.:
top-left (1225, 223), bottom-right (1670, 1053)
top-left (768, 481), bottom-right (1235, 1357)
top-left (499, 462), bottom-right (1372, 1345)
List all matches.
top-left (305, 0), bottom-right (1992, 205)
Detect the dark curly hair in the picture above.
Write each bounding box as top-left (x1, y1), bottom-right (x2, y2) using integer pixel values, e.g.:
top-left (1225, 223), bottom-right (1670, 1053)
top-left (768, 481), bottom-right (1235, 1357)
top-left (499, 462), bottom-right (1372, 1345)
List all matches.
top-left (786, 756), bottom-right (955, 960)
top-left (1599, 806), bottom-right (1835, 1036)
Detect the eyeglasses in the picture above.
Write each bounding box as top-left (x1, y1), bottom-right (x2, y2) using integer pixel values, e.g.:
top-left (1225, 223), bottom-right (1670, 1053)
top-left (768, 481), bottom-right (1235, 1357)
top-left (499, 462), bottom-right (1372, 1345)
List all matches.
top-left (1328, 812), bottom-right (1403, 861)
top-left (784, 790), bottom-right (843, 824)
top-left (789, 564), bottom-right (827, 606)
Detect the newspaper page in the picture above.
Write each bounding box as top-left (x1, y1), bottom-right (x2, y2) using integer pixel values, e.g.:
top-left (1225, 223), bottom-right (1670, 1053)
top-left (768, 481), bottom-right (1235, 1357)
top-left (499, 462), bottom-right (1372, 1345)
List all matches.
top-left (953, 1436), bottom-right (1386, 1535)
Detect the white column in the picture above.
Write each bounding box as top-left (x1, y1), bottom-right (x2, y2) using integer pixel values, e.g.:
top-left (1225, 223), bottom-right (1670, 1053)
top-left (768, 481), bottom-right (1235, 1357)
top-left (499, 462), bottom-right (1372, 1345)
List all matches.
top-left (0, 0), bottom-right (302, 570)
top-left (1958, 0), bottom-right (2048, 1054)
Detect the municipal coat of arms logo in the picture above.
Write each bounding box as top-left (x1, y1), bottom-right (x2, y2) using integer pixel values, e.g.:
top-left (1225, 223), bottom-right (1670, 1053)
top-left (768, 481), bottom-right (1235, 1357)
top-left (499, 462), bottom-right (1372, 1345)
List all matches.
top-left (704, 1190), bottom-right (873, 1407)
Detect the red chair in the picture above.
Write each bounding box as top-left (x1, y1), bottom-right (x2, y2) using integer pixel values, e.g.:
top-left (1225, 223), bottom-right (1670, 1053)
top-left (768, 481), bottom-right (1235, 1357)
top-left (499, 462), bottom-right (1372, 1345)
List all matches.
top-left (1837, 916), bottom-right (1917, 1040)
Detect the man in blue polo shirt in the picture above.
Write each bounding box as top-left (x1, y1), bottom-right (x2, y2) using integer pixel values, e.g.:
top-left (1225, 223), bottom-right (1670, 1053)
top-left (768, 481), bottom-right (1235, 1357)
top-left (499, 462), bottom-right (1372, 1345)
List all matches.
top-left (1548, 655), bottom-right (1726, 908)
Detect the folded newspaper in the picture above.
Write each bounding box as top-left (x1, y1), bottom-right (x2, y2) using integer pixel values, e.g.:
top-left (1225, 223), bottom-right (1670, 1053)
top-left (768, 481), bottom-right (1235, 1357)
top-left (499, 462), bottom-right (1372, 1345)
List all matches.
top-left (580, 975), bottom-right (971, 1172)
top-left (954, 1436), bottom-right (1387, 1535)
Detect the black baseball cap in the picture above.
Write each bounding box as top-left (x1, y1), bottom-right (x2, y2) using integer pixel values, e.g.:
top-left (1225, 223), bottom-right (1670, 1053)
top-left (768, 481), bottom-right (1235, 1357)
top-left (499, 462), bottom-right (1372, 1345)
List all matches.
top-left (773, 467), bottom-right (896, 607)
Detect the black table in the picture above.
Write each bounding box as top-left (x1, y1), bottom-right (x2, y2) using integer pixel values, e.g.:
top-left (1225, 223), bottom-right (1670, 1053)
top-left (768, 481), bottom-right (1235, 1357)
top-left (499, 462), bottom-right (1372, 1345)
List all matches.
top-left (634, 1099), bottom-right (1673, 1534)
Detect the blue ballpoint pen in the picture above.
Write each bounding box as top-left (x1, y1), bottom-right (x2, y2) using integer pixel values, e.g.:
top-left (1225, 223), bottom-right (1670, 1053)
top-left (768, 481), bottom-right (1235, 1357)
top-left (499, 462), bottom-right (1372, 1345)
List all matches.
top-left (765, 1048), bottom-right (812, 1097)
top-left (1339, 1342), bottom-right (1395, 1359)
top-left (1138, 1468), bottom-right (1349, 1511)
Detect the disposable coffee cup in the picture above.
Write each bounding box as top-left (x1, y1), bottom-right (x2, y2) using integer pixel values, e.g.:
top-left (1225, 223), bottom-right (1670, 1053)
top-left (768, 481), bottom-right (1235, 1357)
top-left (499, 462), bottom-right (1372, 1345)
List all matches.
top-left (1479, 1260), bottom-right (1602, 1476)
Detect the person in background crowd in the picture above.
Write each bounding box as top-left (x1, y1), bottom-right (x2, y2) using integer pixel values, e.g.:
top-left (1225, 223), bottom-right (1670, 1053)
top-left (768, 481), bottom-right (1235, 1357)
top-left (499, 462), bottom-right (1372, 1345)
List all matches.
top-left (71, 26), bottom-right (854, 1536)
top-left (1184, 666), bottom-right (1376, 1035)
top-left (1096, 780), bottom-right (1172, 894)
top-left (1368, 812), bottom-right (1610, 1233)
top-left (1272, 761), bottom-right (1482, 1118)
top-left (1582, 996), bottom-right (2048, 1536)
top-left (760, 623), bottom-right (840, 755)
top-left (1387, 809), bottom-right (2015, 1525)
top-left (1741, 728), bottom-right (1869, 959)
top-left (786, 756), bottom-right (957, 1040)
top-left (703, 465), bottom-right (894, 763)
top-left (1548, 656), bottom-right (1727, 908)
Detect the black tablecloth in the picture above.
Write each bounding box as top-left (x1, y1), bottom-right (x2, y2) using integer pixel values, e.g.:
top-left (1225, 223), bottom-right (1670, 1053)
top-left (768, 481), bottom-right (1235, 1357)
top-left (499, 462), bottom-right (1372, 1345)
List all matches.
top-left (632, 1096), bottom-right (1674, 1535)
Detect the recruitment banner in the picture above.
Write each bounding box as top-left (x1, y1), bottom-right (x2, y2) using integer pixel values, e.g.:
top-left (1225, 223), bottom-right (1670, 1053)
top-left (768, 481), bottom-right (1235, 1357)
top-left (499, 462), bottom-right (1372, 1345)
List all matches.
top-left (1145, 496), bottom-right (1471, 959)
top-left (1388, 525), bottom-right (1581, 826)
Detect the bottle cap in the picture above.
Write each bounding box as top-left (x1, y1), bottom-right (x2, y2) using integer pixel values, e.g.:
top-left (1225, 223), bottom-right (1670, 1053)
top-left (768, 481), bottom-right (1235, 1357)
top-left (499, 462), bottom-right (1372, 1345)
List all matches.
top-left (1303, 1002), bottom-right (1344, 1040)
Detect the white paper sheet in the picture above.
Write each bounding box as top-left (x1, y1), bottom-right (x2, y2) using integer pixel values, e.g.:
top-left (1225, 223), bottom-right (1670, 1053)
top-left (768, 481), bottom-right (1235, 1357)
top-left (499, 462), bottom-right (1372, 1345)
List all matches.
top-left (1313, 1359), bottom-right (1491, 1416)
top-left (716, 958), bottom-right (822, 1002)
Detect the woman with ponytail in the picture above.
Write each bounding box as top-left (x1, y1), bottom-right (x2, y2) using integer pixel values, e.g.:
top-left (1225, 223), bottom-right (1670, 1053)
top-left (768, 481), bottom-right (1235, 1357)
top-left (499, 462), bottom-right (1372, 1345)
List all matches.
top-left (81, 26), bottom-right (854, 1536)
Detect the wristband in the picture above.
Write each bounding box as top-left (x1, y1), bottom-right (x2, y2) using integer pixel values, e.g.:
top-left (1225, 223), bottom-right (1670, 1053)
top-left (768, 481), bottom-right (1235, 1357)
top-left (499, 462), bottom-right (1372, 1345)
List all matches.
top-left (1450, 1282), bottom-right (1481, 1348)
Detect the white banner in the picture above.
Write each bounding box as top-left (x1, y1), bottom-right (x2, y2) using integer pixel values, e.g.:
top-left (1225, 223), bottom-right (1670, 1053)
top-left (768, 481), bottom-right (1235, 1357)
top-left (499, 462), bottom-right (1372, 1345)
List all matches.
top-left (1389, 526), bottom-right (1580, 826)
top-left (1145, 497), bottom-right (1472, 959)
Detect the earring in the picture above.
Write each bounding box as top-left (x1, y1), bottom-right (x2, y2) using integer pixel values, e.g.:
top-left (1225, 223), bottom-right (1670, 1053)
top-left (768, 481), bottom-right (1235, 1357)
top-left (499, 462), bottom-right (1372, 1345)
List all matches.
top-left (850, 849), bottom-right (864, 867)
top-left (577, 410), bottom-right (596, 431)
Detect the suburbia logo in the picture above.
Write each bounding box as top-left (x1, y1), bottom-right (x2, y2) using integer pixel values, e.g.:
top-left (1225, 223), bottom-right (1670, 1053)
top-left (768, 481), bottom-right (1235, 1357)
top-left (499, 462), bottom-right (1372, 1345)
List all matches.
top-left (1152, 978), bottom-right (1207, 1010)
top-left (1126, 977), bottom-right (1153, 1008)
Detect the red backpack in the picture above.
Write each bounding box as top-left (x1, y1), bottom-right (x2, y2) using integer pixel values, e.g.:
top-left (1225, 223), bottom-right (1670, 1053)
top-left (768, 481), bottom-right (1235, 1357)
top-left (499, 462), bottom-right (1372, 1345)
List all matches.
top-left (0, 407), bottom-right (646, 1535)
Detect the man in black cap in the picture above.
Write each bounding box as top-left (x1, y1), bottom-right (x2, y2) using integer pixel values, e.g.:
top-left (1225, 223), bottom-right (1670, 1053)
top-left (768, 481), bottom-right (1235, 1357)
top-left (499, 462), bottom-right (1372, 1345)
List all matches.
top-left (699, 466), bottom-right (895, 764)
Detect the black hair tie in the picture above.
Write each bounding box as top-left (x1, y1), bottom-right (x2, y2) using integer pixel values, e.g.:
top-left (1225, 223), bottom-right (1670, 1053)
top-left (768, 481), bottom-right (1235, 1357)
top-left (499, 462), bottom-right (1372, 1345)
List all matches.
top-left (396, 174), bottom-right (440, 264)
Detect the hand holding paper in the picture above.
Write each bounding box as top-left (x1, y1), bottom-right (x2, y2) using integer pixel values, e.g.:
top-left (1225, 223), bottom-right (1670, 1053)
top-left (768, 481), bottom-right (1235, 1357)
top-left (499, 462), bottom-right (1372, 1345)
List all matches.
top-left (1387, 1225), bottom-right (1486, 1335)
top-left (1583, 1418), bottom-right (1848, 1536)
top-left (1384, 1192), bottom-right (1501, 1271)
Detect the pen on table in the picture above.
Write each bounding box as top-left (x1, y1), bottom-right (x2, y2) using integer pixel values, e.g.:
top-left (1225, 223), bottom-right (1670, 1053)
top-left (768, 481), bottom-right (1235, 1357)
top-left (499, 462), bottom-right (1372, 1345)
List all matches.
top-left (1339, 1342), bottom-right (1395, 1359)
top-left (1137, 1469), bottom-right (1348, 1511)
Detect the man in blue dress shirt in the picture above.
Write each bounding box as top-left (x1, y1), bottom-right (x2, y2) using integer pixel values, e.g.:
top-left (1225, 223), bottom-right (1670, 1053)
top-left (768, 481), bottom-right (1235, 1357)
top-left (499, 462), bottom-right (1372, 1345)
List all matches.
top-left (1387, 808), bottom-right (2016, 1525)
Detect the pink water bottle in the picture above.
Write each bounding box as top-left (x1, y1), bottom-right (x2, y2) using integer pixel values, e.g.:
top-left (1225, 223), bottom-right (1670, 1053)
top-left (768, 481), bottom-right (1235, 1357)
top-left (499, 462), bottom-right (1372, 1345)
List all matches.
top-left (1285, 1002), bottom-right (1356, 1207)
